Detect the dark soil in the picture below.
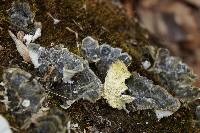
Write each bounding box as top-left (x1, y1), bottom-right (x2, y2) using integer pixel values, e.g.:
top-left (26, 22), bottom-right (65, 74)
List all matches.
top-left (0, 0), bottom-right (199, 132)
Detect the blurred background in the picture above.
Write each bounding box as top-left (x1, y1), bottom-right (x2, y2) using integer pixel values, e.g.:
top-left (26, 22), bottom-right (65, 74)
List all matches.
top-left (114, 0), bottom-right (200, 87)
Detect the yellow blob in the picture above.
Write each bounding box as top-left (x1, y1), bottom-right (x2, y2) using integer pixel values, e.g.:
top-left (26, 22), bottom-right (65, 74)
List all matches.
top-left (103, 60), bottom-right (134, 110)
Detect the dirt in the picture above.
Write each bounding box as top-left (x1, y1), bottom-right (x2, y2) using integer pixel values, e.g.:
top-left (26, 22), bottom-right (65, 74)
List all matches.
top-left (0, 0), bottom-right (199, 132)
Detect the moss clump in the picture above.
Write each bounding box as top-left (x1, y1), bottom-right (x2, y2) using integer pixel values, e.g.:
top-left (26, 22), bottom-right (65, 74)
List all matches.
top-left (0, 0), bottom-right (198, 132)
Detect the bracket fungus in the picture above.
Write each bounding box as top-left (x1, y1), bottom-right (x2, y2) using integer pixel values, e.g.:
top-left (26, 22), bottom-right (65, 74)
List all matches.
top-left (27, 43), bottom-right (86, 83)
top-left (150, 48), bottom-right (200, 102)
top-left (49, 65), bottom-right (103, 109)
top-left (81, 36), bottom-right (100, 62)
top-left (81, 36), bottom-right (132, 77)
top-left (27, 43), bottom-right (103, 107)
top-left (126, 73), bottom-right (181, 119)
top-left (2, 68), bottom-right (45, 113)
top-left (1, 68), bottom-right (46, 127)
top-left (27, 109), bottom-right (67, 133)
top-left (8, 2), bottom-right (34, 29)
top-left (81, 37), bottom-right (132, 66)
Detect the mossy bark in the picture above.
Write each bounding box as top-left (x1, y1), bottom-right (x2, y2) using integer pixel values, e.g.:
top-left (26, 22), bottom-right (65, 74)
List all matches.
top-left (0, 0), bottom-right (198, 132)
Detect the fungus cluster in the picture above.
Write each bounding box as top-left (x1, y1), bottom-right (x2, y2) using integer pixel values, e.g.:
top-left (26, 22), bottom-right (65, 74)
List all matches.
top-left (0, 1), bottom-right (199, 132)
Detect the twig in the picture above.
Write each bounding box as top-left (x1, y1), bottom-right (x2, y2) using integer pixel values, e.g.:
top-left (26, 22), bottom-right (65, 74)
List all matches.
top-left (47, 12), bottom-right (60, 25)
top-left (66, 27), bottom-right (80, 48)
top-left (72, 19), bottom-right (83, 31)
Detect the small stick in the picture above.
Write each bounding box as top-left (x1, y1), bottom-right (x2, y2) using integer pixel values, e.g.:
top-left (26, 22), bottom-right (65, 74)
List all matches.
top-left (66, 27), bottom-right (79, 48)
top-left (47, 12), bottom-right (60, 25)
top-left (72, 19), bottom-right (83, 31)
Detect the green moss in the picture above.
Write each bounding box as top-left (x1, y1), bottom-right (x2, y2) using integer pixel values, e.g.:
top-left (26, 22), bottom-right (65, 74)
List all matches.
top-left (0, 0), bottom-right (197, 132)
